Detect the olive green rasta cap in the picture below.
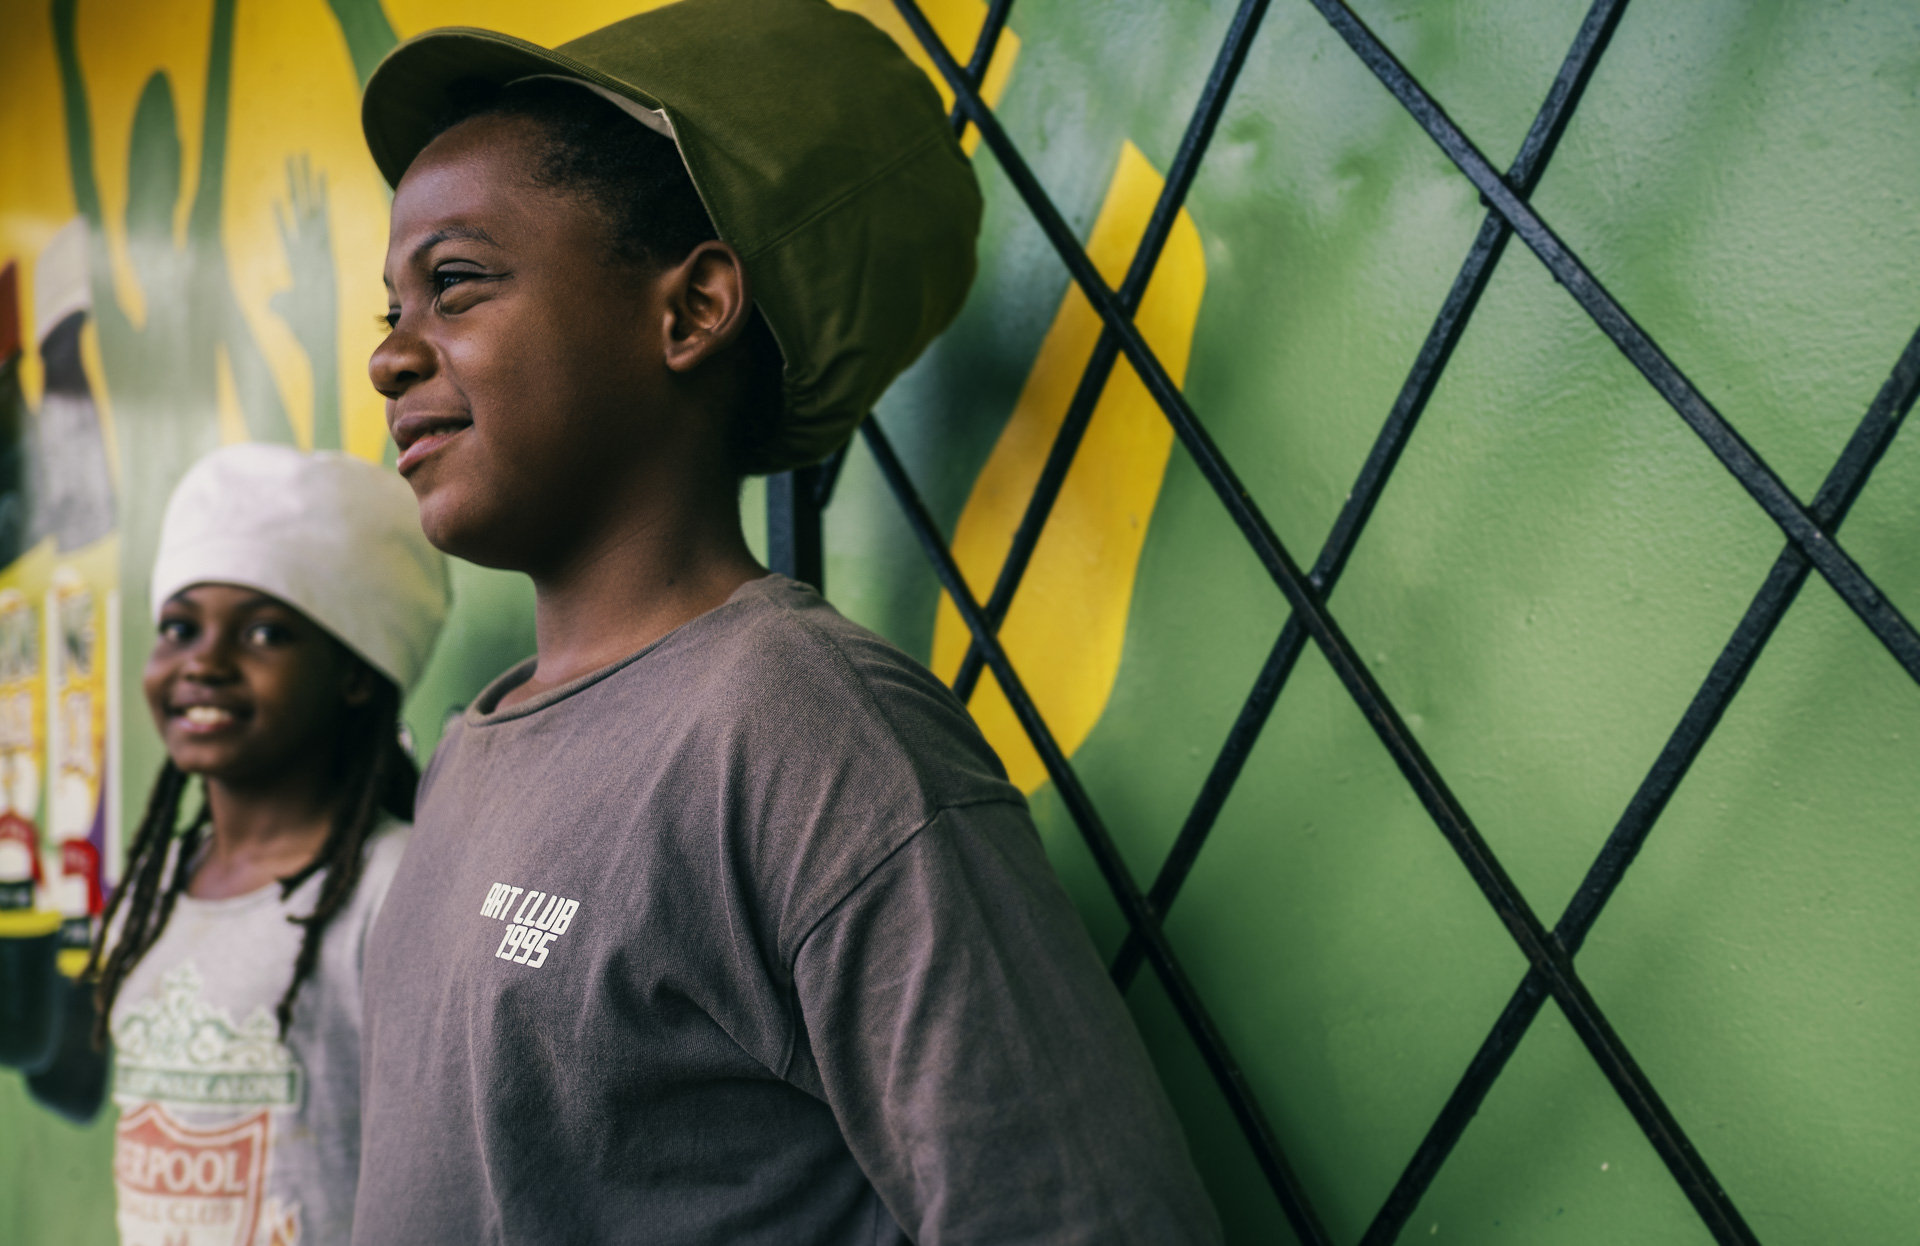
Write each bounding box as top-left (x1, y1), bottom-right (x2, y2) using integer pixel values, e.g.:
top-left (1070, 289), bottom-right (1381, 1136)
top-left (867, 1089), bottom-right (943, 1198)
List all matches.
top-left (361, 0), bottom-right (982, 473)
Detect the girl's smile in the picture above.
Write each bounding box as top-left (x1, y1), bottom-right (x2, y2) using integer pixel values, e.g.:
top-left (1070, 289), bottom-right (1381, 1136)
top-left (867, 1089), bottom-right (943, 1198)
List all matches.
top-left (171, 701), bottom-right (246, 733)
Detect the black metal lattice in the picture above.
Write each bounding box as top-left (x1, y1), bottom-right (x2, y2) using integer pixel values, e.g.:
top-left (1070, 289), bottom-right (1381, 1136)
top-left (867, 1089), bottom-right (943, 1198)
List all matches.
top-left (766, 3), bottom-right (1920, 1241)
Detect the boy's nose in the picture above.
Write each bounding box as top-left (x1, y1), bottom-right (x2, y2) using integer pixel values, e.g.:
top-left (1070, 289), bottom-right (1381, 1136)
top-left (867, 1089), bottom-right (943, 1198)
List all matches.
top-left (370, 322), bottom-right (434, 400)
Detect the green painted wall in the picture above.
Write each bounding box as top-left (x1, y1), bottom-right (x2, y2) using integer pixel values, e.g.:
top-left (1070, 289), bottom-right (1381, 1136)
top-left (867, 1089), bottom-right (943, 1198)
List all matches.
top-left (5, 1), bottom-right (1920, 1242)
top-left (843, 1), bottom-right (1920, 1239)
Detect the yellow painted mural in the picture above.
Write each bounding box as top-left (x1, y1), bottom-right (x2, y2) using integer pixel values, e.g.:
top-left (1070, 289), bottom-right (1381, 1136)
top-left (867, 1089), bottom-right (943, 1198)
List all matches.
top-left (2, 0), bottom-right (1015, 454)
top-left (0, 0), bottom-right (1159, 813)
top-left (1, 2), bottom-right (81, 414)
top-left (932, 141), bottom-right (1207, 793)
top-left (223, 3), bottom-right (389, 457)
top-left (0, 0), bottom-right (1042, 861)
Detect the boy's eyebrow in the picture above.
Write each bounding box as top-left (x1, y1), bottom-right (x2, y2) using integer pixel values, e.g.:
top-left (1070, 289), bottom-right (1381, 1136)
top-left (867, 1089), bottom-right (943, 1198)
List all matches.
top-left (410, 225), bottom-right (501, 266)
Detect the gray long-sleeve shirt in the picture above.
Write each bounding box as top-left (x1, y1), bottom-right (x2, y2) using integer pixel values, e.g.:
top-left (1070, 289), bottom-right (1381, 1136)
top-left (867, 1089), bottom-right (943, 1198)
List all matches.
top-left (351, 575), bottom-right (1221, 1244)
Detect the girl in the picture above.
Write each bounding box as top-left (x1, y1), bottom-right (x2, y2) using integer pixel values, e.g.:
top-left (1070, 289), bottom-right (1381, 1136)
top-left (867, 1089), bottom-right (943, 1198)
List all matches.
top-left (88, 442), bottom-right (445, 1246)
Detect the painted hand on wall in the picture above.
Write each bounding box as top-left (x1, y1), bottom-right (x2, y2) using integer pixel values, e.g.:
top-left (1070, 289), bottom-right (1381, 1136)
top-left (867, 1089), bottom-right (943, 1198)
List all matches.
top-left (271, 156), bottom-right (341, 452)
top-left (49, 0), bottom-right (301, 637)
top-left (51, 0), bottom-right (295, 461)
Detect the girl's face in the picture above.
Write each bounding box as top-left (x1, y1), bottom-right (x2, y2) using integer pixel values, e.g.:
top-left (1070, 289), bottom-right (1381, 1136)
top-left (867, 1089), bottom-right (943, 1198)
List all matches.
top-left (143, 585), bottom-right (370, 785)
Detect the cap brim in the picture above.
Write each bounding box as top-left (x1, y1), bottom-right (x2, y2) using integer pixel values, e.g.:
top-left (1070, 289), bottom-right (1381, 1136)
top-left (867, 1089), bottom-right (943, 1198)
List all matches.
top-left (361, 27), bottom-right (668, 189)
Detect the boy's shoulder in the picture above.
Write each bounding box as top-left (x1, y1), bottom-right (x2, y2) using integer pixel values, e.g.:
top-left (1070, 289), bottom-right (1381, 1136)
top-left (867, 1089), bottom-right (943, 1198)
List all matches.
top-left (695, 575), bottom-right (952, 701)
top-left (667, 575), bottom-right (1015, 792)
top-left (430, 574), bottom-right (1022, 824)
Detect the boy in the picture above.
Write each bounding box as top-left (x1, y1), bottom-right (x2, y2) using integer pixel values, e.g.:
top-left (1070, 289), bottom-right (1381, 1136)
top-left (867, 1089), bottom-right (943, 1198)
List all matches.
top-left (355, 2), bottom-right (1222, 1241)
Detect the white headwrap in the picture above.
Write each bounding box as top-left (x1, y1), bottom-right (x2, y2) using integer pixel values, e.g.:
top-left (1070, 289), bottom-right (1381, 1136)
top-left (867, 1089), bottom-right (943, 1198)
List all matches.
top-left (150, 444), bottom-right (449, 692)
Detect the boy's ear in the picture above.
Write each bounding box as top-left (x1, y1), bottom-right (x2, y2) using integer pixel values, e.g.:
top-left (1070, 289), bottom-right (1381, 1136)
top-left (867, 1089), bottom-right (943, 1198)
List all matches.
top-left (658, 241), bottom-right (753, 374)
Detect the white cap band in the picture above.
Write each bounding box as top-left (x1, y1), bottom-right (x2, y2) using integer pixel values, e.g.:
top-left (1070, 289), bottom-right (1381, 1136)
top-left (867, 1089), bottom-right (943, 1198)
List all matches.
top-left (506, 74), bottom-right (677, 140)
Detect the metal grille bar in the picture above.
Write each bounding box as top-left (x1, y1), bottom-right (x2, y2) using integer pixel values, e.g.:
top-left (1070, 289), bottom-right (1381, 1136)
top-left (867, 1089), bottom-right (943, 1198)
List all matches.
top-left (781, 2), bottom-right (1919, 1239)
top-left (1361, 323), bottom-right (1920, 1243)
top-left (1308, 0), bottom-right (1920, 686)
top-left (948, 0), bottom-right (1014, 135)
top-left (1109, 0), bottom-right (1631, 991)
top-left (890, 1), bottom-right (1761, 1238)
top-left (948, 0), bottom-right (1273, 703)
top-left (766, 463), bottom-right (826, 591)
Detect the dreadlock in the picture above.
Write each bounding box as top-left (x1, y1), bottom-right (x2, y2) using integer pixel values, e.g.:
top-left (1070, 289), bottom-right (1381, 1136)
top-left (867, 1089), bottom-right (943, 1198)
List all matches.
top-left (88, 762), bottom-right (207, 1046)
top-left (89, 664), bottom-right (417, 1045)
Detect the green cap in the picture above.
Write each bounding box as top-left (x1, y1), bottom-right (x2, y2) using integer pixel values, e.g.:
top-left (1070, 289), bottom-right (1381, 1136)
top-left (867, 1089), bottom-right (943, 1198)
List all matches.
top-left (361, 0), bottom-right (982, 472)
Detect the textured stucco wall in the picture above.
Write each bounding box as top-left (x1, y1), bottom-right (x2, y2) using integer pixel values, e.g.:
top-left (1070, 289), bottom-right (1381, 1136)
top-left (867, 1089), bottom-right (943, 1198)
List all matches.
top-left (3, 1), bottom-right (1918, 1242)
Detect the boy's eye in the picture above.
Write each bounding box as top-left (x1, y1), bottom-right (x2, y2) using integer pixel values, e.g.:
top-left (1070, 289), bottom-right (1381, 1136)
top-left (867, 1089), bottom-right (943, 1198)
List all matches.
top-left (433, 269), bottom-right (477, 296)
top-left (244, 622), bottom-right (293, 647)
top-left (157, 618), bottom-right (195, 645)
top-left (381, 309), bottom-right (400, 330)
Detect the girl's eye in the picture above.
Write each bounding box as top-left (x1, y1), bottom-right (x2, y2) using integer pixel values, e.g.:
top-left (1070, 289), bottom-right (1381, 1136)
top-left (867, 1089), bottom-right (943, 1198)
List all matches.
top-left (381, 310), bottom-right (400, 330)
top-left (433, 269), bottom-right (478, 296)
top-left (157, 619), bottom-right (195, 645)
top-left (245, 623), bottom-right (292, 647)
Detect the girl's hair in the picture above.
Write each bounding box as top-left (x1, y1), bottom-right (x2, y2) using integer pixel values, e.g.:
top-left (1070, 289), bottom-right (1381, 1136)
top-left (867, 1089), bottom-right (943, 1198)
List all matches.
top-left (88, 660), bottom-right (417, 1045)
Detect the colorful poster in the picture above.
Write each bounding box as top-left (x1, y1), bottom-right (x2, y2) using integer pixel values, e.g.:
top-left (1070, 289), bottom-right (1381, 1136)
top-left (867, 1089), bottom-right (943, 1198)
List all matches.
top-left (25, 210), bottom-right (122, 967)
top-left (0, 541), bottom-right (54, 911)
top-left (0, 260), bottom-right (47, 912)
top-left (47, 540), bottom-right (117, 972)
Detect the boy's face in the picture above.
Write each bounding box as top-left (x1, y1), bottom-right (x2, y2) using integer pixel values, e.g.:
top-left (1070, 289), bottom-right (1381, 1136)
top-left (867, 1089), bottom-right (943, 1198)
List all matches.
top-left (144, 585), bottom-right (368, 786)
top-left (372, 114), bottom-right (674, 570)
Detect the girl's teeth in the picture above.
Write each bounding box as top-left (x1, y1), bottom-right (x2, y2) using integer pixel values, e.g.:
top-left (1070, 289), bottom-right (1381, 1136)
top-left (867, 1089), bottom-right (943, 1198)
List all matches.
top-left (183, 706), bottom-right (233, 726)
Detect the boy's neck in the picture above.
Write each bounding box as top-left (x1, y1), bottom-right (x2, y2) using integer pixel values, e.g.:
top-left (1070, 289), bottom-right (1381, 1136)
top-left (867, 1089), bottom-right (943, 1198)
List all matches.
top-left (503, 482), bottom-right (765, 711)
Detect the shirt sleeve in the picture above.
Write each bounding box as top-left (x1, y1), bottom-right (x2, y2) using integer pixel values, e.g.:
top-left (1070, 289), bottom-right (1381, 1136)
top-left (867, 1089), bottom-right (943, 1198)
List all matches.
top-left (789, 800), bottom-right (1225, 1246)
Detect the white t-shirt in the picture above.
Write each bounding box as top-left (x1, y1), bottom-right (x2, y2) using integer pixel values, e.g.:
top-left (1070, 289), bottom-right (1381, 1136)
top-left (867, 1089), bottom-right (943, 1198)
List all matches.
top-left (108, 823), bottom-right (409, 1246)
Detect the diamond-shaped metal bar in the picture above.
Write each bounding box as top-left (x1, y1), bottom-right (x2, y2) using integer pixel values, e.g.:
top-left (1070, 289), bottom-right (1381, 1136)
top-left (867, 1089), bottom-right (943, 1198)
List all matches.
top-left (1110, 0), bottom-right (1632, 991)
top-left (893, 0), bottom-right (1757, 1239)
top-left (1309, 0), bottom-right (1920, 687)
top-left (1361, 323), bottom-right (1920, 1243)
top-left (949, 0), bottom-right (1274, 703)
top-left (767, 463), bottom-right (827, 591)
top-left (947, 0), bottom-right (1015, 135)
top-left (811, 440), bottom-right (850, 509)
top-left (858, 416), bottom-right (1335, 1245)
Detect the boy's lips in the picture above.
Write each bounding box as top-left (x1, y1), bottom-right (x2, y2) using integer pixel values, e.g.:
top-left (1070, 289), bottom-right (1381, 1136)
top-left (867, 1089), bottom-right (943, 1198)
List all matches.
top-left (391, 412), bottom-right (472, 476)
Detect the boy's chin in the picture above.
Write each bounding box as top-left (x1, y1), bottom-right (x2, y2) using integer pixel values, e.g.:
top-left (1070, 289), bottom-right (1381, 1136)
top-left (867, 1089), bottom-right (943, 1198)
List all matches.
top-left (414, 493), bottom-right (537, 573)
